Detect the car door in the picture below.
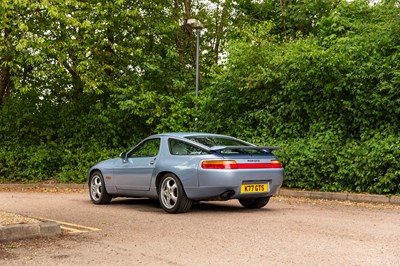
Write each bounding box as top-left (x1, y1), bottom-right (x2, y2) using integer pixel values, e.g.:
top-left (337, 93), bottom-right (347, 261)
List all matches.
top-left (114, 138), bottom-right (160, 191)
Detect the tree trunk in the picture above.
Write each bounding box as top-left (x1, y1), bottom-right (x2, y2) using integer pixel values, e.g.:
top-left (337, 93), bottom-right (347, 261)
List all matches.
top-left (174, 0), bottom-right (193, 65)
top-left (214, 0), bottom-right (231, 64)
top-left (174, 0), bottom-right (184, 63)
top-left (0, 57), bottom-right (11, 107)
top-left (0, 28), bottom-right (12, 107)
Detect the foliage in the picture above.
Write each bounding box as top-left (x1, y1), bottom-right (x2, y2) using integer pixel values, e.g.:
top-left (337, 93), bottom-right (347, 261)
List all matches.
top-left (233, 0), bottom-right (340, 38)
top-left (0, 0), bottom-right (399, 194)
top-left (196, 0), bottom-right (400, 194)
top-left (275, 132), bottom-right (400, 194)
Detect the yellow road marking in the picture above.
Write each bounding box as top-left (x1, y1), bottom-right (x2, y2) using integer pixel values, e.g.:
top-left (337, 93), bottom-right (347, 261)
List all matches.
top-left (35, 217), bottom-right (101, 234)
top-left (60, 226), bottom-right (90, 233)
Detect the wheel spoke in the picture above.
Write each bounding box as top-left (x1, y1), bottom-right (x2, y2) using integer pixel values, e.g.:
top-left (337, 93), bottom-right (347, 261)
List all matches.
top-left (170, 193), bottom-right (177, 203)
top-left (171, 183), bottom-right (177, 191)
top-left (166, 180), bottom-right (174, 190)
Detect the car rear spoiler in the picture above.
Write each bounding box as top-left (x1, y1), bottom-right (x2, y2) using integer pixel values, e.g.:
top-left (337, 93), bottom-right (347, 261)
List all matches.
top-left (209, 146), bottom-right (280, 152)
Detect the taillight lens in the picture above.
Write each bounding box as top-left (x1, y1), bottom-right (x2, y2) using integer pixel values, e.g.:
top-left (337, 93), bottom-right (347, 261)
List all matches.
top-left (201, 160), bottom-right (238, 169)
top-left (264, 160), bottom-right (283, 168)
top-left (201, 160), bottom-right (282, 169)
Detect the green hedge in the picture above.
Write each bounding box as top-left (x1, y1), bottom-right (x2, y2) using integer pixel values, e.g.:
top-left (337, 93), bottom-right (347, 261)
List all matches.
top-left (0, 144), bottom-right (120, 184)
top-left (275, 132), bottom-right (400, 194)
top-left (1, 131), bottom-right (398, 195)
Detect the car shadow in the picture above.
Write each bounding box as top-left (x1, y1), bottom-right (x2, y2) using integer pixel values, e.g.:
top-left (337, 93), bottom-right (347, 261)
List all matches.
top-left (109, 198), bottom-right (161, 211)
top-left (108, 198), bottom-right (275, 214)
top-left (191, 201), bottom-right (275, 213)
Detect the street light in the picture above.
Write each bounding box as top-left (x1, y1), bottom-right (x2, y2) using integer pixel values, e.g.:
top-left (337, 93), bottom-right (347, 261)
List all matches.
top-left (187, 18), bottom-right (203, 97)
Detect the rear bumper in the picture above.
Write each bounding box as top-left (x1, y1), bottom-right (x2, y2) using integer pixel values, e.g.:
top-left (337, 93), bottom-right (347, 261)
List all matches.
top-left (185, 169), bottom-right (284, 200)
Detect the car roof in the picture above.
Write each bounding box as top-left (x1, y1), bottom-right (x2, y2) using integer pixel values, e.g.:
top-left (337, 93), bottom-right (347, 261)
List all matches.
top-left (150, 132), bottom-right (236, 139)
top-left (142, 132), bottom-right (257, 151)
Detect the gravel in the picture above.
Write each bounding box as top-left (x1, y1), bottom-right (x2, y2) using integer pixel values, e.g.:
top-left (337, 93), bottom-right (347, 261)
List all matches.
top-left (0, 211), bottom-right (40, 226)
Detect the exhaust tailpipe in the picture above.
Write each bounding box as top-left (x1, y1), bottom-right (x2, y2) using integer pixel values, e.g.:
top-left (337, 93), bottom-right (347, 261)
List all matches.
top-left (220, 190), bottom-right (235, 200)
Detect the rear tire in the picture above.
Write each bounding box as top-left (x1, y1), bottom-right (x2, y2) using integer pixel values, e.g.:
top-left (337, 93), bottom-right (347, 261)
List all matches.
top-left (89, 171), bottom-right (112, 204)
top-left (159, 173), bottom-right (192, 214)
top-left (239, 196), bottom-right (270, 209)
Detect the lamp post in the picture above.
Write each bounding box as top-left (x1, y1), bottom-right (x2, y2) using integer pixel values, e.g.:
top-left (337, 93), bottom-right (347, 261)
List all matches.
top-left (187, 18), bottom-right (203, 97)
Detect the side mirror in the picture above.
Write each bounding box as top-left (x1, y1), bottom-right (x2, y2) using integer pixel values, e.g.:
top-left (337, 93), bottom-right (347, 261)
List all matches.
top-left (119, 152), bottom-right (127, 160)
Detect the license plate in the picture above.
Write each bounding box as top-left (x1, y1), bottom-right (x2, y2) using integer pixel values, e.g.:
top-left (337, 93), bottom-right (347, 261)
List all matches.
top-left (240, 183), bottom-right (269, 194)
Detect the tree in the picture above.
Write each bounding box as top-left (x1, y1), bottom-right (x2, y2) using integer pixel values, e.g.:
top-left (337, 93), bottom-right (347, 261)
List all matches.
top-left (232, 0), bottom-right (339, 39)
top-left (0, 1), bottom-right (32, 106)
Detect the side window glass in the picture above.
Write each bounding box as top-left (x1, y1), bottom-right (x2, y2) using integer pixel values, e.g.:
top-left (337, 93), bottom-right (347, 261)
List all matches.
top-left (128, 138), bottom-right (160, 158)
top-left (169, 139), bottom-right (208, 155)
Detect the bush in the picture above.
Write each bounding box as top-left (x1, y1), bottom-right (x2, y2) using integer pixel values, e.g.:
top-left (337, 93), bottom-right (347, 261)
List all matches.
top-left (0, 145), bottom-right (60, 183)
top-left (335, 133), bottom-right (400, 194)
top-left (275, 132), bottom-right (400, 194)
top-left (0, 143), bottom-right (121, 184)
top-left (275, 131), bottom-right (342, 191)
top-left (56, 146), bottom-right (121, 183)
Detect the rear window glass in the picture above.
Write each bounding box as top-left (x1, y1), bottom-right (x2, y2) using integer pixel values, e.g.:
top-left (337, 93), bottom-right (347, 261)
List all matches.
top-left (185, 136), bottom-right (248, 147)
top-left (185, 136), bottom-right (268, 155)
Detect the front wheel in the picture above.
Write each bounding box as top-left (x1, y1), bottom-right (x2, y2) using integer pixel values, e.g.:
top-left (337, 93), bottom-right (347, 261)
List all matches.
top-left (89, 171), bottom-right (112, 204)
top-left (159, 173), bottom-right (192, 214)
top-left (239, 196), bottom-right (270, 209)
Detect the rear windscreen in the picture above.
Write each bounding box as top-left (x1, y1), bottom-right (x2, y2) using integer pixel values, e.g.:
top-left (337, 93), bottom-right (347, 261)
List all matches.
top-left (186, 136), bottom-right (247, 147)
top-left (185, 136), bottom-right (269, 155)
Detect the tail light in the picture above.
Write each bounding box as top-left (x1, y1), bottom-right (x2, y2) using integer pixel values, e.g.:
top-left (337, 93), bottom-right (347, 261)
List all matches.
top-left (201, 160), bottom-right (238, 169)
top-left (201, 160), bottom-right (282, 169)
top-left (264, 160), bottom-right (283, 168)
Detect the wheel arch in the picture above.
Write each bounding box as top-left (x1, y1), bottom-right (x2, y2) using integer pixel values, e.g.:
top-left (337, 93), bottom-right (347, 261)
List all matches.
top-left (88, 168), bottom-right (102, 185)
top-left (155, 171), bottom-right (183, 193)
top-left (155, 171), bottom-right (174, 191)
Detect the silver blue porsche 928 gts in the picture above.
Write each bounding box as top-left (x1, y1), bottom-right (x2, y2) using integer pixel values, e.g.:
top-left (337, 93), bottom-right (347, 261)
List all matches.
top-left (88, 132), bottom-right (284, 213)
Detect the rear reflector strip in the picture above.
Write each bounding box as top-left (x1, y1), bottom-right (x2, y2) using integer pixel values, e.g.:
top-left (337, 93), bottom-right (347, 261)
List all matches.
top-left (237, 163), bottom-right (282, 169)
top-left (201, 160), bottom-right (282, 169)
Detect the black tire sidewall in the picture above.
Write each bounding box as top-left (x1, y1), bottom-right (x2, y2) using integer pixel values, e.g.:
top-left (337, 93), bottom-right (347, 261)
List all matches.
top-left (239, 196), bottom-right (270, 209)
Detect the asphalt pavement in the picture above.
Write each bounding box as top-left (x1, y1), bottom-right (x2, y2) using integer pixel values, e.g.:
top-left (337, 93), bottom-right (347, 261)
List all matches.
top-left (0, 183), bottom-right (399, 243)
top-left (1, 188), bottom-right (399, 265)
